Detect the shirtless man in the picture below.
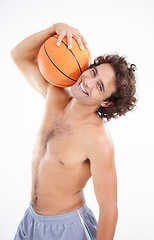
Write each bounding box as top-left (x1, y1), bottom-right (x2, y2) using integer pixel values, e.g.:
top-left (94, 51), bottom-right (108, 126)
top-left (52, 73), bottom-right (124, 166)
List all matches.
top-left (11, 23), bottom-right (136, 240)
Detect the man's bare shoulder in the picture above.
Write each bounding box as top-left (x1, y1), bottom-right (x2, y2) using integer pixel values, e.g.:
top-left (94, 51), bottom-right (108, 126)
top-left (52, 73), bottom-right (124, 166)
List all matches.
top-left (85, 119), bottom-right (114, 161)
top-left (85, 117), bottom-right (114, 145)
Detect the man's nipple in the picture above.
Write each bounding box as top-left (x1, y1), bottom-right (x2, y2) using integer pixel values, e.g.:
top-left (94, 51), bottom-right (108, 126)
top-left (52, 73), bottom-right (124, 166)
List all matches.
top-left (59, 161), bottom-right (65, 166)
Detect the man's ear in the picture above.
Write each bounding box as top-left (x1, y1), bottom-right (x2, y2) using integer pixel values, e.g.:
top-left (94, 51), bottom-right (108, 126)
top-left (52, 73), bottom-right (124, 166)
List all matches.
top-left (101, 101), bottom-right (114, 108)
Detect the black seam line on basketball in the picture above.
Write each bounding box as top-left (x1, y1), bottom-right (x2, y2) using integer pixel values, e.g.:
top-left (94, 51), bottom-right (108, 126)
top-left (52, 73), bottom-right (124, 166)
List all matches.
top-left (44, 43), bottom-right (77, 82)
top-left (52, 35), bottom-right (83, 75)
top-left (41, 70), bottom-right (73, 87)
top-left (38, 62), bottom-right (73, 87)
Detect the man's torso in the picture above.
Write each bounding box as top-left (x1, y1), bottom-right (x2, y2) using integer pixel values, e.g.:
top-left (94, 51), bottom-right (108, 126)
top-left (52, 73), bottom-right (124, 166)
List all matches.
top-left (30, 88), bottom-right (103, 215)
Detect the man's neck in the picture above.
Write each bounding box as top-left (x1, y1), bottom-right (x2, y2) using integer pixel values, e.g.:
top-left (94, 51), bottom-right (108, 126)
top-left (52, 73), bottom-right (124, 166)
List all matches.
top-left (63, 98), bottom-right (100, 122)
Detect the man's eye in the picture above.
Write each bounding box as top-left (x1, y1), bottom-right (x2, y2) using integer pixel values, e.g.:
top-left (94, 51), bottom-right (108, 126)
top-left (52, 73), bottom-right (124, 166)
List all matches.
top-left (97, 83), bottom-right (102, 91)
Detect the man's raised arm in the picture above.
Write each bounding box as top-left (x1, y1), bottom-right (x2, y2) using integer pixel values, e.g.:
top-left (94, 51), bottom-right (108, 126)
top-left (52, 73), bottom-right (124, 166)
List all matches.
top-left (10, 23), bottom-right (87, 96)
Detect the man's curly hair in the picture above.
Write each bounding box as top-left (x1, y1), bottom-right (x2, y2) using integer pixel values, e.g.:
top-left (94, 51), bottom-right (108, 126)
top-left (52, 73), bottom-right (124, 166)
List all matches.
top-left (89, 54), bottom-right (137, 121)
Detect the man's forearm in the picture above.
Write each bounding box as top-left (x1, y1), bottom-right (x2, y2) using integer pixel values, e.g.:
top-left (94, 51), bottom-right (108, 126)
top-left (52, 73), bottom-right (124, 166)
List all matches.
top-left (97, 208), bottom-right (118, 240)
top-left (11, 24), bottom-right (56, 61)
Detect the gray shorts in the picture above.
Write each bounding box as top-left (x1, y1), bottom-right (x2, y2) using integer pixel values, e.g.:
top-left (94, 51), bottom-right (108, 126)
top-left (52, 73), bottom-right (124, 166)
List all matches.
top-left (14, 203), bottom-right (97, 240)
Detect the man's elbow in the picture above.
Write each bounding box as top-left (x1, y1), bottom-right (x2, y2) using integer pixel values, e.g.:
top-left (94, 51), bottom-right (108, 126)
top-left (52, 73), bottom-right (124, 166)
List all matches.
top-left (10, 47), bottom-right (25, 62)
top-left (100, 205), bottom-right (118, 221)
top-left (111, 207), bottom-right (118, 222)
top-left (10, 47), bottom-right (18, 61)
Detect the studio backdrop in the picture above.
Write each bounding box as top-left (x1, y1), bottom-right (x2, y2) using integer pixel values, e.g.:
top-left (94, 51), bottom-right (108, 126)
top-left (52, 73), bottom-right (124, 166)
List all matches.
top-left (0, 0), bottom-right (154, 239)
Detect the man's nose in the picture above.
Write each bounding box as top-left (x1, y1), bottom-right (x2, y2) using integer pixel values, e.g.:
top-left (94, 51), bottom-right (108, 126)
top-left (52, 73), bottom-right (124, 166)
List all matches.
top-left (84, 78), bottom-right (96, 89)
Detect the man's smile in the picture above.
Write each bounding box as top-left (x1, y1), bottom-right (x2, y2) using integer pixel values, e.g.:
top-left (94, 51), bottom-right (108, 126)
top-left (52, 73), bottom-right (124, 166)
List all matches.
top-left (79, 81), bottom-right (89, 95)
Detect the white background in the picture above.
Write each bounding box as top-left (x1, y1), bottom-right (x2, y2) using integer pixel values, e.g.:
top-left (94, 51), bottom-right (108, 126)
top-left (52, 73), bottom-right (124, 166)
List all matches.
top-left (0, 0), bottom-right (154, 239)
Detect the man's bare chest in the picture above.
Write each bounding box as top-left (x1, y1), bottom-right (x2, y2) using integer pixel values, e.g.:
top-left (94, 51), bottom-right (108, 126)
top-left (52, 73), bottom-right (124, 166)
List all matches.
top-left (45, 122), bottom-right (71, 147)
top-left (40, 119), bottom-right (88, 166)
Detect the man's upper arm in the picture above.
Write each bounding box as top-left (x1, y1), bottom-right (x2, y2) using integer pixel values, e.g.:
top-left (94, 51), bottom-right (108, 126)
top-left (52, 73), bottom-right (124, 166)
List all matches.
top-left (89, 132), bottom-right (117, 211)
top-left (12, 58), bottom-right (49, 96)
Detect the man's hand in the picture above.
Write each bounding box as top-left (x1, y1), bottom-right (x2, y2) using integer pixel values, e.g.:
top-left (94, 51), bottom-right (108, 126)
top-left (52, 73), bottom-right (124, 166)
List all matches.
top-left (53, 23), bottom-right (88, 50)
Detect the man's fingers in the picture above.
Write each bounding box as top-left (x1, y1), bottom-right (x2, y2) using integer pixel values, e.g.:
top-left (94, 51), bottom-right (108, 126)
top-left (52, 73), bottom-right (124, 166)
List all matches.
top-left (56, 31), bottom-right (88, 51)
top-left (56, 34), bottom-right (65, 46)
top-left (56, 33), bottom-right (72, 49)
top-left (67, 33), bottom-right (73, 49)
top-left (80, 34), bottom-right (88, 48)
top-left (73, 35), bottom-right (84, 50)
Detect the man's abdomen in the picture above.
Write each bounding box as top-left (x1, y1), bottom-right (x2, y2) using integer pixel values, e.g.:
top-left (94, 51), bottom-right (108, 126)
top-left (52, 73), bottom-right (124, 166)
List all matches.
top-left (31, 153), bottom-right (91, 215)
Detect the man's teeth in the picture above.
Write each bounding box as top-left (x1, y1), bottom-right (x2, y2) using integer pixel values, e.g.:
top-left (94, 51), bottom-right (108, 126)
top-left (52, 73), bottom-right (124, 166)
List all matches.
top-left (80, 82), bottom-right (88, 95)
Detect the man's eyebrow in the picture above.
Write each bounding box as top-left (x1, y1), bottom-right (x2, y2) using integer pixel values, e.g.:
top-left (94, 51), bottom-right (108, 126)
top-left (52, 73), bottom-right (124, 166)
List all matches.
top-left (93, 66), bottom-right (98, 75)
top-left (93, 66), bottom-right (105, 92)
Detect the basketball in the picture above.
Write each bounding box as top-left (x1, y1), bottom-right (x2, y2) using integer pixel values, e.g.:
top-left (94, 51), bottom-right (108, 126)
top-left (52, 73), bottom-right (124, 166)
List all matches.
top-left (38, 34), bottom-right (92, 87)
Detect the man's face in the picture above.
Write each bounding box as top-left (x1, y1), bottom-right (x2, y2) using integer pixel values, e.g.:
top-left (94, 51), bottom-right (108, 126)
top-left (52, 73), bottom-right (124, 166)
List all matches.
top-left (70, 63), bottom-right (116, 108)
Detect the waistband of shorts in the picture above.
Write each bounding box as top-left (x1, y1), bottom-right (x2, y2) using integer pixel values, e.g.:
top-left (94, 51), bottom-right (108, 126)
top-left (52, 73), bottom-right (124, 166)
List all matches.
top-left (28, 203), bottom-right (88, 223)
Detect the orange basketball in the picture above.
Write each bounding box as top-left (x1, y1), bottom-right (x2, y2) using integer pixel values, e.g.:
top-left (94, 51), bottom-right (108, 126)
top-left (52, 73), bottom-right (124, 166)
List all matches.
top-left (38, 34), bottom-right (92, 87)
